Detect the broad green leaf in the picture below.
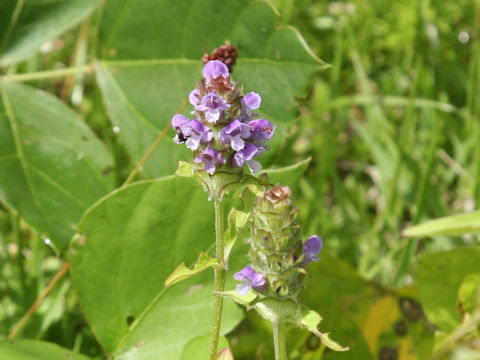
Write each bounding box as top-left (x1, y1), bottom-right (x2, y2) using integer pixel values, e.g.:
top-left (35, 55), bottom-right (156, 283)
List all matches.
top-left (0, 82), bottom-right (115, 249)
top-left (69, 176), bottom-right (243, 359)
top-left (403, 210), bottom-right (480, 237)
top-left (0, 0), bottom-right (100, 66)
top-left (180, 334), bottom-right (229, 360)
top-left (415, 247), bottom-right (480, 332)
top-left (297, 308), bottom-right (349, 352)
top-left (301, 254), bottom-right (380, 359)
top-left (261, 157), bottom-right (311, 190)
top-left (96, 0), bottom-right (326, 178)
top-left (165, 251), bottom-right (220, 287)
top-left (0, 339), bottom-right (90, 360)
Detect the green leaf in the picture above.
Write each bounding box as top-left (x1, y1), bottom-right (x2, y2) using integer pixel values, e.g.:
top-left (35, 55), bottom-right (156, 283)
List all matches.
top-left (457, 273), bottom-right (480, 315)
top-left (403, 210), bottom-right (480, 237)
top-left (301, 254), bottom-right (381, 359)
top-left (0, 339), bottom-right (90, 360)
top-left (0, 82), bottom-right (115, 249)
top-left (180, 334), bottom-right (229, 360)
top-left (261, 157), bottom-right (311, 190)
top-left (165, 251), bottom-right (220, 287)
top-left (415, 247), bottom-right (480, 331)
top-left (96, 0), bottom-right (326, 178)
top-left (0, 0), bottom-right (100, 66)
top-left (296, 308), bottom-right (349, 352)
top-left (217, 290), bottom-right (258, 306)
top-left (254, 297), bottom-right (298, 322)
top-left (69, 176), bottom-right (243, 359)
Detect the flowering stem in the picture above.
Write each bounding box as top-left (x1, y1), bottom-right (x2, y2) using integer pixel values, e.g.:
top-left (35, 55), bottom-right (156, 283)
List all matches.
top-left (209, 198), bottom-right (226, 359)
top-left (273, 320), bottom-right (288, 360)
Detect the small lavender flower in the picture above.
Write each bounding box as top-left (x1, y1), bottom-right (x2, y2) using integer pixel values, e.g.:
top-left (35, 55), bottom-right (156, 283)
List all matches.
top-left (233, 142), bottom-right (262, 174)
top-left (196, 91), bottom-right (231, 123)
top-left (194, 146), bottom-right (226, 174)
top-left (202, 60), bottom-right (230, 83)
top-left (304, 235), bottom-right (323, 265)
top-left (234, 265), bottom-right (266, 296)
top-left (171, 116), bottom-right (212, 150)
top-left (248, 119), bottom-right (276, 144)
top-left (219, 119), bottom-right (251, 151)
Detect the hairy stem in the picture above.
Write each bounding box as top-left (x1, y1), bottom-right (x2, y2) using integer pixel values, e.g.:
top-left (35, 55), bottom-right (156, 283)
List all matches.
top-left (209, 198), bottom-right (226, 360)
top-left (273, 320), bottom-right (288, 360)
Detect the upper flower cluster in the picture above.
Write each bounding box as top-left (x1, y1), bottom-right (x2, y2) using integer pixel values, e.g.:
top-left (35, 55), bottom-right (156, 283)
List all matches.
top-left (234, 185), bottom-right (323, 297)
top-left (172, 60), bottom-right (275, 175)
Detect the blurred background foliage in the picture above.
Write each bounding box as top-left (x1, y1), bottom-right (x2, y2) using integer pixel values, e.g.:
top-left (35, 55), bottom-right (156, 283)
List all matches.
top-left (1, 0), bottom-right (480, 359)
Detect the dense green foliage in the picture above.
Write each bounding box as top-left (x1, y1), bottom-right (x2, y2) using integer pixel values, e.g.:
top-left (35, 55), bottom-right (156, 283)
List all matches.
top-left (1, 0), bottom-right (479, 359)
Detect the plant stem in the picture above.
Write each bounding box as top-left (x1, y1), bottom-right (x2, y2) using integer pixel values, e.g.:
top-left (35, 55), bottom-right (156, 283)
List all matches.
top-left (273, 320), bottom-right (288, 360)
top-left (209, 198), bottom-right (226, 360)
top-left (0, 65), bottom-right (93, 82)
top-left (8, 262), bottom-right (70, 339)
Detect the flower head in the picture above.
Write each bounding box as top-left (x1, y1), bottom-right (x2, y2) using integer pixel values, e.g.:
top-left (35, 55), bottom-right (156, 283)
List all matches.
top-left (172, 59), bottom-right (275, 178)
top-left (304, 235), bottom-right (323, 265)
top-left (194, 146), bottom-right (226, 174)
top-left (234, 265), bottom-right (266, 296)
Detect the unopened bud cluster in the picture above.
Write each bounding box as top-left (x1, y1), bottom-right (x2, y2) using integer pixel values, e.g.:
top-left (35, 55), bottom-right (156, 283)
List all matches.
top-left (171, 60), bottom-right (275, 175)
top-left (234, 185), bottom-right (322, 299)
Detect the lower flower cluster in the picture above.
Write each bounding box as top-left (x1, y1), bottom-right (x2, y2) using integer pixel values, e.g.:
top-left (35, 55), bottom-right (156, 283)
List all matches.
top-left (234, 185), bottom-right (323, 299)
top-left (171, 60), bottom-right (275, 175)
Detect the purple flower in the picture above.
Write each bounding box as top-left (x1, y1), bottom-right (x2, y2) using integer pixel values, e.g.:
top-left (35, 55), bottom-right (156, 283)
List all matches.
top-left (248, 119), bottom-right (275, 144)
top-left (234, 265), bottom-right (266, 296)
top-left (219, 119), bottom-right (251, 151)
top-left (203, 60), bottom-right (230, 82)
top-left (189, 89), bottom-right (200, 107)
top-left (194, 146), bottom-right (226, 174)
top-left (304, 235), bottom-right (323, 265)
top-left (172, 114), bottom-right (190, 144)
top-left (242, 92), bottom-right (261, 111)
top-left (233, 142), bottom-right (263, 174)
top-left (172, 115), bottom-right (212, 150)
top-left (196, 91), bottom-right (231, 123)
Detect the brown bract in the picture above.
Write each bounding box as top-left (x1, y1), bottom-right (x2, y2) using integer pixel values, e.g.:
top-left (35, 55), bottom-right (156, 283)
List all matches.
top-left (265, 184), bottom-right (292, 204)
top-left (202, 44), bottom-right (238, 72)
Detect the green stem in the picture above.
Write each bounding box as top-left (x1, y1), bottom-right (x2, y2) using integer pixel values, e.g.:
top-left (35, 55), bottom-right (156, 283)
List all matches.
top-left (209, 198), bottom-right (226, 360)
top-left (0, 65), bottom-right (93, 82)
top-left (273, 320), bottom-right (288, 360)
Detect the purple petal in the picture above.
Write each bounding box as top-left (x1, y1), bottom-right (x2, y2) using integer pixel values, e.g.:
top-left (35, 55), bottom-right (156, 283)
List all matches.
top-left (171, 114), bottom-right (189, 131)
top-left (304, 235), bottom-right (323, 265)
top-left (242, 92), bottom-right (261, 110)
top-left (203, 60), bottom-right (229, 80)
top-left (194, 146), bottom-right (225, 174)
top-left (189, 89), bottom-right (200, 107)
top-left (248, 119), bottom-right (275, 143)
